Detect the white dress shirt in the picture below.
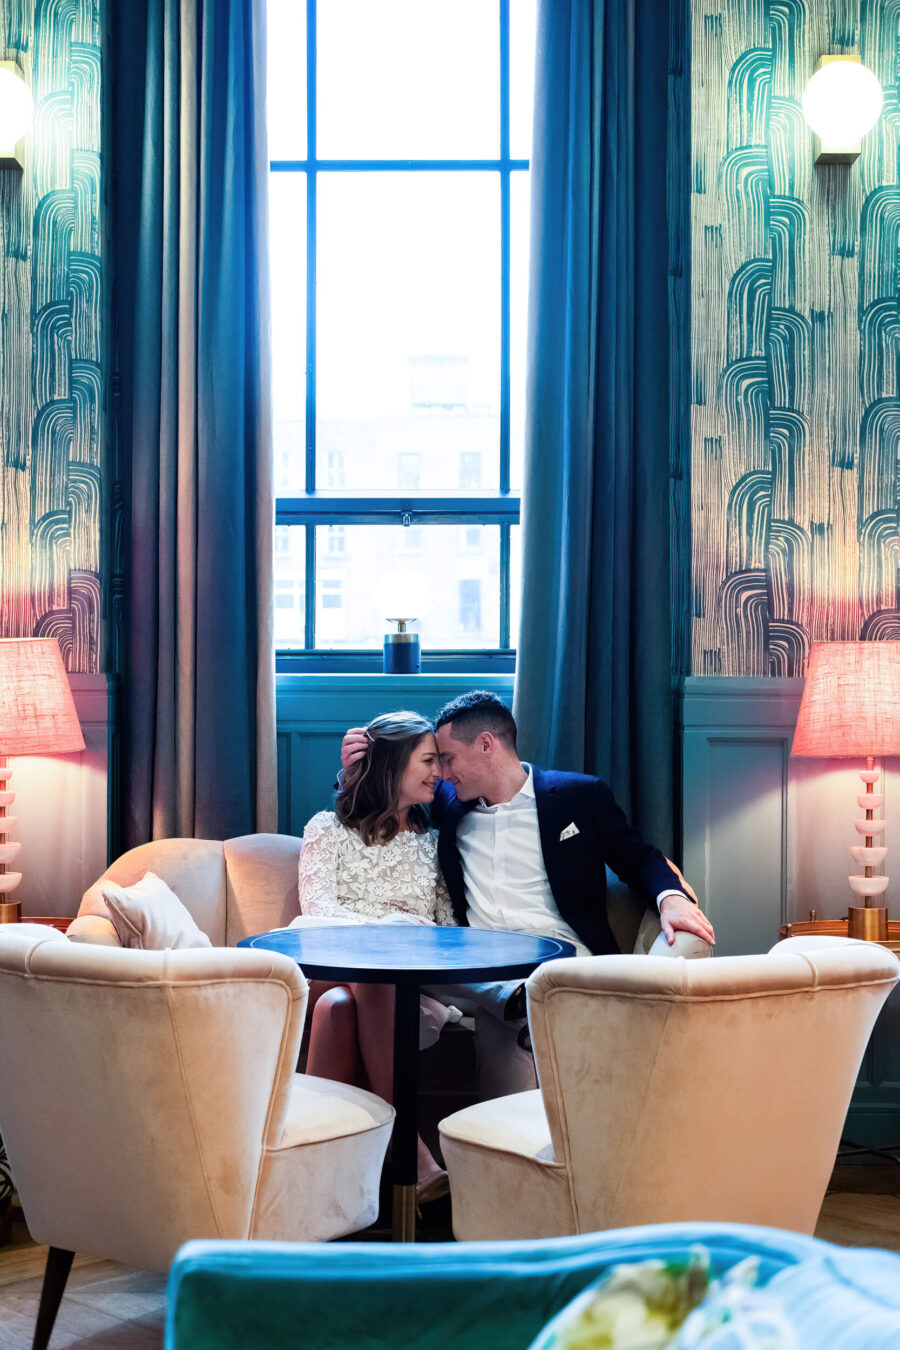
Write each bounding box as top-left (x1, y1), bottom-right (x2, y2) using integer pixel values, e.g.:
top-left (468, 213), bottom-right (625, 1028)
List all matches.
top-left (455, 765), bottom-right (684, 955)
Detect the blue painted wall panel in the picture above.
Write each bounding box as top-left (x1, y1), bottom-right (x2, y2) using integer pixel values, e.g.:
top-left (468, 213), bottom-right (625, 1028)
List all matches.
top-left (276, 674), bottom-right (515, 838)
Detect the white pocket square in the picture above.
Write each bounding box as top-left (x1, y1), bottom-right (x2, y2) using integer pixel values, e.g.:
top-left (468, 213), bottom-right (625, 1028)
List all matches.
top-left (559, 823), bottom-right (580, 841)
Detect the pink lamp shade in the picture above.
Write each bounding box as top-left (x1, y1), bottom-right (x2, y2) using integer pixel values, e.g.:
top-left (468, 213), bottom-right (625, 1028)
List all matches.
top-left (792, 641), bottom-right (900, 758)
top-left (0, 639), bottom-right (85, 756)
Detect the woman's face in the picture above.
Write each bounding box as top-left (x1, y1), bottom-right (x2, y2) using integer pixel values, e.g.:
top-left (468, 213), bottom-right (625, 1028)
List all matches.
top-left (397, 733), bottom-right (441, 809)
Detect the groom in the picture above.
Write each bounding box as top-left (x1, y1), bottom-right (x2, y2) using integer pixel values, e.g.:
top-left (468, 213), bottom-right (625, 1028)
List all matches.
top-left (341, 690), bottom-right (714, 1014)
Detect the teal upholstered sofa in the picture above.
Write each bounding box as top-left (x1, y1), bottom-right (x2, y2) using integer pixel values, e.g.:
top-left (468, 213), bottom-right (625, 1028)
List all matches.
top-left (165, 1222), bottom-right (900, 1350)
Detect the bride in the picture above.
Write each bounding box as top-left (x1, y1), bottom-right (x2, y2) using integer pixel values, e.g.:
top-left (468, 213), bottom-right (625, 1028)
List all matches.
top-left (298, 710), bottom-right (455, 1204)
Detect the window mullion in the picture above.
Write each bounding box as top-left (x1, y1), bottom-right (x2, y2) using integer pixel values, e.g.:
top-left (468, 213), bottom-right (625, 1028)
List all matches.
top-left (499, 0), bottom-right (511, 497)
top-left (305, 0), bottom-right (317, 649)
top-left (304, 525), bottom-right (316, 650)
top-left (500, 522), bottom-right (511, 649)
top-left (305, 0), bottom-right (317, 498)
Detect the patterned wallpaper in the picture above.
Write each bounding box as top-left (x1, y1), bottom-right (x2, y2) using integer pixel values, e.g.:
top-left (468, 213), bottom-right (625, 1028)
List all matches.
top-left (0, 0), bottom-right (103, 673)
top-left (691, 0), bottom-right (900, 676)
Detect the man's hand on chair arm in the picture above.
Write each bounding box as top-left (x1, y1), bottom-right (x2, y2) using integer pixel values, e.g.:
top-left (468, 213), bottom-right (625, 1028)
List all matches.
top-left (658, 893), bottom-right (715, 947)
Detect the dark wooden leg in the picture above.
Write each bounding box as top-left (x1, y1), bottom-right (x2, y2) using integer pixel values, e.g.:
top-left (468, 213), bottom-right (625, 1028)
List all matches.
top-left (391, 981), bottom-right (420, 1241)
top-left (32, 1247), bottom-right (74, 1350)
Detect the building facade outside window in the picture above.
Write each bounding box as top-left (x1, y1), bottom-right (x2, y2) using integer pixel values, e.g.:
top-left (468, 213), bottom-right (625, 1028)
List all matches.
top-left (267, 0), bottom-right (534, 667)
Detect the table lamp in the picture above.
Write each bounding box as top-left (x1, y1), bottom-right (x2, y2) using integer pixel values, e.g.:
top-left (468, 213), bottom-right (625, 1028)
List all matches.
top-left (0, 638), bottom-right (85, 923)
top-left (792, 641), bottom-right (900, 942)
top-left (374, 572), bottom-right (431, 674)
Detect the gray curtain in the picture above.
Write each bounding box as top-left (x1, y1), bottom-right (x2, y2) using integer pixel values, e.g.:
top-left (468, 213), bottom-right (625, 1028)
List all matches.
top-left (514, 0), bottom-right (686, 853)
top-left (112, 0), bottom-right (277, 845)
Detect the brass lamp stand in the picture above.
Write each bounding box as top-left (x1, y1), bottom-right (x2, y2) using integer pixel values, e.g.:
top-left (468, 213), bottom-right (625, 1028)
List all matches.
top-left (0, 755), bottom-right (23, 923)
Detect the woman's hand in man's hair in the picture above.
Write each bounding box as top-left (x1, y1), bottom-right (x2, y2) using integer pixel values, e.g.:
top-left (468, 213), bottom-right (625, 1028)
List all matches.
top-left (341, 727), bottom-right (370, 770)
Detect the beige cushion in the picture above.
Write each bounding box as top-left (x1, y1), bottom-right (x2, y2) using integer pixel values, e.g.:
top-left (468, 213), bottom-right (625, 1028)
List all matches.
top-left (101, 871), bottom-right (213, 950)
top-left (440, 939), bottom-right (900, 1241)
top-left (80, 838), bottom-right (229, 944)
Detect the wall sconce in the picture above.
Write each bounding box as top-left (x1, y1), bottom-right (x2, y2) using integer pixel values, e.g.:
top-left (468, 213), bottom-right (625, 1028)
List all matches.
top-left (802, 54), bottom-right (883, 165)
top-left (0, 61), bottom-right (33, 170)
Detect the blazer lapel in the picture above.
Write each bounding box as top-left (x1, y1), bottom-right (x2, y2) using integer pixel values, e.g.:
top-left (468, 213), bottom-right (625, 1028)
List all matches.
top-left (531, 765), bottom-right (565, 909)
top-left (437, 790), bottom-right (476, 926)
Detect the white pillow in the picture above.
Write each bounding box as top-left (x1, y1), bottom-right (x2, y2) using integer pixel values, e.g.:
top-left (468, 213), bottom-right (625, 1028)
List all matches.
top-left (101, 871), bottom-right (212, 950)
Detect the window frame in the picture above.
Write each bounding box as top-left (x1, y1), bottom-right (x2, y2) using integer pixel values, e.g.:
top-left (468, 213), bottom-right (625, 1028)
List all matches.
top-left (272, 0), bottom-right (525, 670)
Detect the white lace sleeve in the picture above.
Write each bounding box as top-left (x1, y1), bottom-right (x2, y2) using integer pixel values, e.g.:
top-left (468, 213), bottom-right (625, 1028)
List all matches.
top-left (298, 812), bottom-right (363, 922)
top-left (433, 865), bottom-right (456, 928)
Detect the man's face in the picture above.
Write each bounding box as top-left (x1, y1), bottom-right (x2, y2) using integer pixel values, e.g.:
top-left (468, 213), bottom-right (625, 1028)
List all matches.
top-left (435, 724), bottom-right (493, 803)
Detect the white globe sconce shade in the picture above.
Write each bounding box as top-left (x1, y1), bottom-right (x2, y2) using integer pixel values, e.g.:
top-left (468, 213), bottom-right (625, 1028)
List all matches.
top-left (802, 55), bottom-right (883, 164)
top-left (0, 62), bottom-right (34, 170)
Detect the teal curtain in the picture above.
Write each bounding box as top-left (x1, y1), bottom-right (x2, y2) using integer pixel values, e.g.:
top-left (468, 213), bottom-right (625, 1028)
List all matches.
top-left (112, 0), bottom-right (277, 846)
top-left (514, 0), bottom-right (687, 853)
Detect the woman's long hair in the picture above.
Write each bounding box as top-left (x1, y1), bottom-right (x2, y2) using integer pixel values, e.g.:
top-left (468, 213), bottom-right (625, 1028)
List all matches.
top-left (336, 711), bottom-right (435, 845)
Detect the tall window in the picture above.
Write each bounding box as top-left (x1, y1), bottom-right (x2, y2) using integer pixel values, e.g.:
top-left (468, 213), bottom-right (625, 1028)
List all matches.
top-left (267, 0), bottom-right (535, 664)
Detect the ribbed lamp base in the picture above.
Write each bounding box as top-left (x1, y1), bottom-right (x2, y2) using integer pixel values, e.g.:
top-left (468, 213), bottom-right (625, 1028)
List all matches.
top-left (848, 905), bottom-right (888, 942)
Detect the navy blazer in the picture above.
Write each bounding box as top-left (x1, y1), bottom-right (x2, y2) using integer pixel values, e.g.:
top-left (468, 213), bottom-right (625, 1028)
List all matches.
top-left (432, 766), bottom-right (685, 956)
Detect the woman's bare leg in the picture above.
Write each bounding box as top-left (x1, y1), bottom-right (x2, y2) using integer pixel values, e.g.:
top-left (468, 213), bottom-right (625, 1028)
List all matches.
top-left (306, 978), bottom-right (344, 1018)
top-left (349, 982), bottom-right (446, 1188)
top-left (306, 985), bottom-right (361, 1086)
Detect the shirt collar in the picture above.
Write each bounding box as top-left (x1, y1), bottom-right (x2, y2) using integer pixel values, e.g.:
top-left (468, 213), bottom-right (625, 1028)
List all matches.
top-left (475, 764), bottom-right (533, 811)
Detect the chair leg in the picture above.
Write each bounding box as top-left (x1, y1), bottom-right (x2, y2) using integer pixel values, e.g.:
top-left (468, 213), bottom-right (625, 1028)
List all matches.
top-left (32, 1247), bottom-right (74, 1350)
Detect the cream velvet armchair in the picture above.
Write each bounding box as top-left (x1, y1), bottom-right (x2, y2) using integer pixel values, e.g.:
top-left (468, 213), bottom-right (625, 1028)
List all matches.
top-left (440, 937), bottom-right (900, 1241)
top-left (0, 927), bottom-right (393, 1350)
top-left (474, 863), bottom-right (711, 1100)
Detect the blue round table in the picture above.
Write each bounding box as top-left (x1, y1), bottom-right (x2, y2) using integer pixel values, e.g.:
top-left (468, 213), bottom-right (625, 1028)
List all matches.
top-left (239, 925), bottom-right (575, 1240)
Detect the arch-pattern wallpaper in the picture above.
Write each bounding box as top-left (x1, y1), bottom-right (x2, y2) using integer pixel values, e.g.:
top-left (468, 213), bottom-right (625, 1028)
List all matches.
top-left (0, 0), bottom-right (103, 673)
top-left (692, 0), bottom-right (900, 675)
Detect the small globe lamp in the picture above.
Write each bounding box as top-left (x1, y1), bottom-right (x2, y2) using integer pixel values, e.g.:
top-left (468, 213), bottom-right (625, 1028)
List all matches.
top-left (374, 572), bottom-right (430, 674)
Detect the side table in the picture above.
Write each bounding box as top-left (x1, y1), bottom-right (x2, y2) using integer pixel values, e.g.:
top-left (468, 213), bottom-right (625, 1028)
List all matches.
top-left (778, 916), bottom-right (900, 957)
top-left (15, 916), bottom-right (73, 933)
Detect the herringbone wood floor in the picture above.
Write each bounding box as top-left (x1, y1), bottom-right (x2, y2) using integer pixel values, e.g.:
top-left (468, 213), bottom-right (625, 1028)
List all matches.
top-left (2, 1176), bottom-right (899, 1350)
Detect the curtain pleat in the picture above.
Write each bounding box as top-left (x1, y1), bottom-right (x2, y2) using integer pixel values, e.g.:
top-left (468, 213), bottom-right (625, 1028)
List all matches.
top-left (514, 0), bottom-right (678, 852)
top-left (113, 0), bottom-right (276, 846)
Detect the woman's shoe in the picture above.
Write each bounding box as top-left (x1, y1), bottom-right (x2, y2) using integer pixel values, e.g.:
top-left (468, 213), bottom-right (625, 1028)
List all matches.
top-left (503, 982), bottom-right (527, 1022)
top-left (415, 1169), bottom-right (450, 1209)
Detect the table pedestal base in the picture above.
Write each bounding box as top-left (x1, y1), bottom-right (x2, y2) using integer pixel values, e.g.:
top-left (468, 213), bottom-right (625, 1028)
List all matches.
top-left (391, 1184), bottom-right (417, 1242)
top-left (391, 981), bottom-right (421, 1241)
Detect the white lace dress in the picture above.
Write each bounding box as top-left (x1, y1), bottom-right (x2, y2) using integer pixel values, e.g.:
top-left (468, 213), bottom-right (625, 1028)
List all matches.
top-left (296, 811), bottom-right (458, 1049)
top-left (298, 811), bottom-right (455, 927)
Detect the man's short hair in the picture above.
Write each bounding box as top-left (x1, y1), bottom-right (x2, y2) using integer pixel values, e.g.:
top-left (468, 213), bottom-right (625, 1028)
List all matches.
top-left (433, 690), bottom-right (518, 749)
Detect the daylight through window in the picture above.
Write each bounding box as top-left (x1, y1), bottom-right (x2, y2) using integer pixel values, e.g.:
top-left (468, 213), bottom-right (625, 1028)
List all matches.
top-left (267, 0), bottom-right (534, 663)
